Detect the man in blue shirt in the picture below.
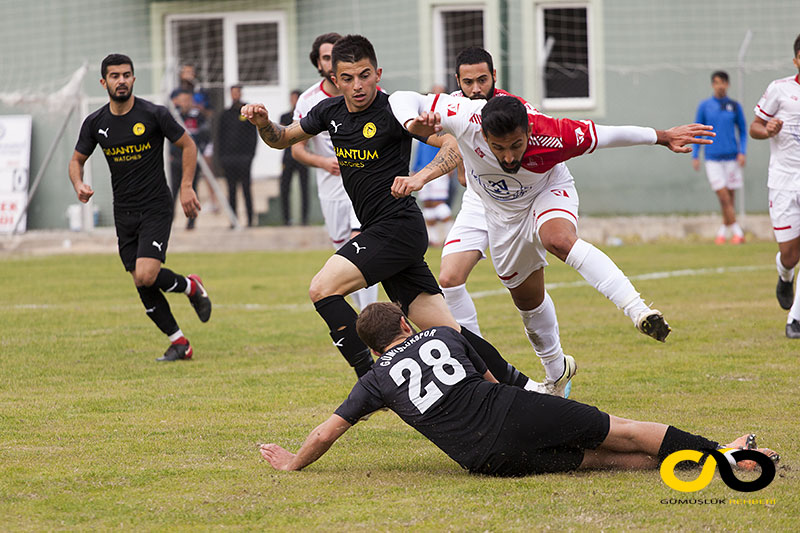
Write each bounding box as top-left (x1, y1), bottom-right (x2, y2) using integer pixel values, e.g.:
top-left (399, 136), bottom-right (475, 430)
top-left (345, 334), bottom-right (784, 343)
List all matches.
top-left (692, 71), bottom-right (748, 244)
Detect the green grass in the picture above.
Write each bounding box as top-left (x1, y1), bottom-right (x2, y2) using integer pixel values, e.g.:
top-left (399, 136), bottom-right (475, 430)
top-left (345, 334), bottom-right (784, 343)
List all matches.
top-left (1, 242), bottom-right (798, 531)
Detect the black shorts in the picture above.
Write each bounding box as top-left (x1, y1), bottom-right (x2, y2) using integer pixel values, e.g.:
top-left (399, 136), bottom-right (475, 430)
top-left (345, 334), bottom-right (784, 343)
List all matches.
top-left (114, 204), bottom-right (173, 271)
top-left (336, 211), bottom-right (441, 314)
top-left (475, 391), bottom-right (611, 477)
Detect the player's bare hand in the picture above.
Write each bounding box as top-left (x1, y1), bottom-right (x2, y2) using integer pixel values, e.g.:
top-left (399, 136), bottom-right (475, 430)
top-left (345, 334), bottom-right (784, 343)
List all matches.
top-left (658, 123), bottom-right (715, 153)
top-left (406, 112), bottom-right (442, 138)
top-left (180, 186), bottom-right (202, 219)
top-left (75, 183), bottom-right (94, 203)
top-left (240, 103), bottom-right (270, 127)
top-left (324, 157), bottom-right (341, 176)
top-left (691, 159), bottom-right (701, 172)
top-left (260, 443), bottom-right (297, 471)
top-left (766, 118), bottom-right (783, 137)
top-left (391, 175), bottom-right (427, 198)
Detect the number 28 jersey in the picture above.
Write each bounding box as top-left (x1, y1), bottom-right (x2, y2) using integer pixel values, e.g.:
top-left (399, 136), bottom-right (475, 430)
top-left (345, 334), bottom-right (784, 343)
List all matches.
top-left (335, 327), bottom-right (518, 471)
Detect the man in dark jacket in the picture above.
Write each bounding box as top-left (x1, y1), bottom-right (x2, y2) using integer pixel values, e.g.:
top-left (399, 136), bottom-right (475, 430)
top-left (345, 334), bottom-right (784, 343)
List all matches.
top-left (217, 85), bottom-right (258, 227)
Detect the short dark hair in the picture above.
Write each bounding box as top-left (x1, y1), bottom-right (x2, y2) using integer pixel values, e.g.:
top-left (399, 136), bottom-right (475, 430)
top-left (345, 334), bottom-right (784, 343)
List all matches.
top-left (291, 89), bottom-right (302, 98)
top-left (794, 33), bottom-right (800, 56)
top-left (356, 302), bottom-right (408, 353)
top-left (101, 54), bottom-right (133, 79)
top-left (309, 32), bottom-right (342, 68)
top-left (711, 70), bottom-right (729, 83)
top-left (481, 96), bottom-right (528, 138)
top-left (332, 34), bottom-right (378, 73)
top-left (455, 47), bottom-right (494, 78)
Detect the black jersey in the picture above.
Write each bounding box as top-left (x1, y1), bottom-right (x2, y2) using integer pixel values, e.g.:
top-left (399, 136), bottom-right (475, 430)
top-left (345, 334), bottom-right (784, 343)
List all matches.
top-left (75, 97), bottom-right (186, 210)
top-left (334, 327), bottom-right (518, 472)
top-left (299, 91), bottom-right (421, 228)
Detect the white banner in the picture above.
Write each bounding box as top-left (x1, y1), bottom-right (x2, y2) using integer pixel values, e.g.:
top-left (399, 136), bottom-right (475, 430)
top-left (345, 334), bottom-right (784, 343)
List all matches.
top-left (0, 115), bottom-right (32, 234)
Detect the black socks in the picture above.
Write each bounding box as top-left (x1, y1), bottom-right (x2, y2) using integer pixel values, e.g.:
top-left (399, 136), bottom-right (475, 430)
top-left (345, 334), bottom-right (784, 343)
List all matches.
top-left (314, 295), bottom-right (373, 377)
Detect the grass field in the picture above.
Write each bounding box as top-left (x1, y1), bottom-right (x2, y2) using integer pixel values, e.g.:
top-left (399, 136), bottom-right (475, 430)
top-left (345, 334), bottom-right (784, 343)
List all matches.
top-left (1, 241), bottom-right (798, 531)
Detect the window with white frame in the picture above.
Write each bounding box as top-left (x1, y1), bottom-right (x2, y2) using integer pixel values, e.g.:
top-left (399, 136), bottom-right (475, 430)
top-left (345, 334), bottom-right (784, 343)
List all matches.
top-left (433, 6), bottom-right (486, 93)
top-left (538, 4), bottom-right (593, 109)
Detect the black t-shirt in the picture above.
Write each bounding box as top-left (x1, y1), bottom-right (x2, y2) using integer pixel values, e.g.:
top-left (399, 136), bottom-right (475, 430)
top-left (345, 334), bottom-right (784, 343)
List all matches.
top-left (334, 327), bottom-right (518, 471)
top-left (75, 97), bottom-right (186, 210)
top-left (299, 91), bottom-right (421, 228)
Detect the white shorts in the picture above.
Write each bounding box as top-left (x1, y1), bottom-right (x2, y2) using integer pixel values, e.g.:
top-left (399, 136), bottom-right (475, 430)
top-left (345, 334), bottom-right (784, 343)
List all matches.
top-left (418, 175), bottom-right (451, 202)
top-left (769, 188), bottom-right (800, 242)
top-left (442, 195), bottom-right (488, 259)
top-left (488, 183), bottom-right (580, 289)
top-left (320, 198), bottom-right (361, 249)
top-left (705, 160), bottom-right (743, 191)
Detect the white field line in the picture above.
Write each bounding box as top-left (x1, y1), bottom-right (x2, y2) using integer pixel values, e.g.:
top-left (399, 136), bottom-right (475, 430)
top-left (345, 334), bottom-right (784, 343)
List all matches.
top-left (4, 264), bottom-right (771, 312)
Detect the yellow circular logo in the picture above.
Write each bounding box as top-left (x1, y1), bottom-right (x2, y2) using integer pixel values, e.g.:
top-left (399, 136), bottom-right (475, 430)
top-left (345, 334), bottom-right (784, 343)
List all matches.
top-left (132, 123), bottom-right (146, 136)
top-left (362, 122), bottom-right (376, 139)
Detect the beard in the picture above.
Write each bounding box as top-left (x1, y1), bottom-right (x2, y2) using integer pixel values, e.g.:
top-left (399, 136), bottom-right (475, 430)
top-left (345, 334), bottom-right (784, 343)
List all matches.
top-left (318, 67), bottom-right (335, 85)
top-left (498, 158), bottom-right (522, 173)
top-left (108, 85), bottom-right (132, 103)
top-left (463, 81), bottom-right (496, 100)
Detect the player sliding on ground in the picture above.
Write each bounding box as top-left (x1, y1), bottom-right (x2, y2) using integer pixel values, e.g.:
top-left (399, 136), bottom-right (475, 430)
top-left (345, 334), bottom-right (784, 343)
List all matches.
top-left (387, 91), bottom-right (714, 388)
top-left (69, 54), bottom-right (211, 362)
top-left (260, 302), bottom-right (779, 477)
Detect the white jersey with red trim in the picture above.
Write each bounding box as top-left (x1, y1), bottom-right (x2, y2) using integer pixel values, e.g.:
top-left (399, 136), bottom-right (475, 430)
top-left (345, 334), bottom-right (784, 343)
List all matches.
top-left (425, 92), bottom-right (597, 223)
top-left (754, 74), bottom-right (800, 190)
top-left (293, 80), bottom-right (349, 201)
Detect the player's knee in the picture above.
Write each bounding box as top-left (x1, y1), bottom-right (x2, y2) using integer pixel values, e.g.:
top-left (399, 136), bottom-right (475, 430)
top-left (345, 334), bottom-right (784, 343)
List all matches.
top-left (308, 276), bottom-right (333, 303)
top-left (541, 233), bottom-right (574, 261)
top-left (438, 268), bottom-right (468, 288)
top-left (133, 270), bottom-right (158, 288)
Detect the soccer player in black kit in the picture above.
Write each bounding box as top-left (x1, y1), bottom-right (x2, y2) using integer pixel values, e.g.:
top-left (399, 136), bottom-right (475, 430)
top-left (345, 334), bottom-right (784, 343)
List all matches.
top-left (241, 35), bottom-right (543, 391)
top-left (260, 302), bottom-right (779, 477)
top-left (69, 54), bottom-right (212, 362)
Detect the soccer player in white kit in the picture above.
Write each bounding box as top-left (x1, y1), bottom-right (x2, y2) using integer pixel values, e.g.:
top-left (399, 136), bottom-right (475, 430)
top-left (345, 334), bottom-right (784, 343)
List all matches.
top-left (749, 34), bottom-right (800, 338)
top-left (389, 91), bottom-right (713, 392)
top-left (292, 33), bottom-right (378, 311)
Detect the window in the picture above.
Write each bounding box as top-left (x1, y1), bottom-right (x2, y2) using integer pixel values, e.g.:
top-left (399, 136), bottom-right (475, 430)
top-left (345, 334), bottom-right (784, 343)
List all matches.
top-left (537, 4), bottom-right (594, 110)
top-left (434, 7), bottom-right (486, 93)
top-left (236, 22), bottom-right (279, 84)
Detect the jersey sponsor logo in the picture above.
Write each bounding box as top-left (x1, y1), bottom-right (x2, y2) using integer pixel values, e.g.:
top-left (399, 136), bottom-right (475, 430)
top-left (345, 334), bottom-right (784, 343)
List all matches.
top-left (474, 147), bottom-right (485, 158)
top-left (335, 146), bottom-right (379, 168)
top-left (330, 120), bottom-right (342, 133)
top-left (132, 122), bottom-right (145, 136)
top-left (528, 135), bottom-right (563, 149)
top-left (98, 127), bottom-right (109, 138)
top-left (447, 102), bottom-right (459, 116)
top-left (362, 122), bottom-right (376, 138)
top-left (102, 141), bottom-right (152, 162)
top-left (351, 241), bottom-right (367, 254)
top-left (474, 172), bottom-right (530, 201)
top-left (575, 127), bottom-right (585, 146)
top-left (550, 188), bottom-right (569, 198)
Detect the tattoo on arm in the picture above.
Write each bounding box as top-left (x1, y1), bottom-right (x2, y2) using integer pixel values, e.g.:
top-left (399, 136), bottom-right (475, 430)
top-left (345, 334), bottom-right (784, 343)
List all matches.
top-left (423, 143), bottom-right (461, 177)
top-left (258, 121), bottom-right (285, 146)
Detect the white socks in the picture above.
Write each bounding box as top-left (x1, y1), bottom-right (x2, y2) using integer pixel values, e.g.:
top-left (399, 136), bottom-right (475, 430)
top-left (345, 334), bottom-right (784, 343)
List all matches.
top-left (168, 329), bottom-right (185, 343)
top-left (518, 292), bottom-right (565, 383)
top-left (350, 284), bottom-right (379, 312)
top-left (776, 252), bottom-right (794, 283)
top-left (565, 238), bottom-right (648, 324)
top-left (442, 283), bottom-right (482, 337)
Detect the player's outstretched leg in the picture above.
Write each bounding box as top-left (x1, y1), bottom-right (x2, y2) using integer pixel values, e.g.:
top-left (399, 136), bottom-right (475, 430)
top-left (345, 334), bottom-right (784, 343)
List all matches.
top-left (565, 238), bottom-right (671, 342)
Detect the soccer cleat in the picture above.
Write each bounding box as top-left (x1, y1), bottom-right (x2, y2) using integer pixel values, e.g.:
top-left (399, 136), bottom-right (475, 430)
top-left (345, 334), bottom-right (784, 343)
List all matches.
top-left (714, 235), bottom-right (726, 245)
top-left (187, 274), bottom-right (212, 322)
top-left (157, 339), bottom-right (193, 361)
top-left (731, 234), bottom-right (745, 245)
top-left (636, 309), bottom-right (671, 342)
top-left (776, 277), bottom-right (794, 310)
top-left (723, 433), bottom-right (758, 451)
top-left (544, 355), bottom-right (577, 398)
top-left (732, 448), bottom-right (780, 472)
top-left (786, 320), bottom-right (800, 339)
